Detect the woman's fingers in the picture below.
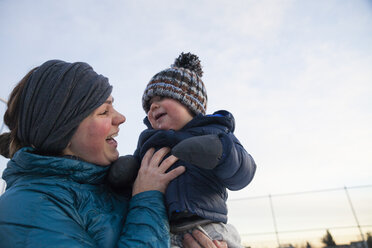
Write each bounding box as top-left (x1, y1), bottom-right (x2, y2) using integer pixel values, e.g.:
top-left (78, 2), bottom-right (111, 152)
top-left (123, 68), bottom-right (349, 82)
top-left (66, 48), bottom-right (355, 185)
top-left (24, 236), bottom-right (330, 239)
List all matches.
top-left (150, 147), bottom-right (171, 166)
top-left (182, 230), bottom-right (227, 248)
top-left (182, 233), bottom-right (201, 248)
top-left (157, 154), bottom-right (179, 173)
top-left (141, 147), bottom-right (171, 169)
top-left (213, 240), bottom-right (227, 248)
top-left (164, 165), bottom-right (185, 181)
top-left (156, 150), bottom-right (185, 183)
top-left (190, 230), bottom-right (215, 248)
top-left (141, 147), bottom-right (155, 169)
top-left (133, 147), bottom-right (185, 195)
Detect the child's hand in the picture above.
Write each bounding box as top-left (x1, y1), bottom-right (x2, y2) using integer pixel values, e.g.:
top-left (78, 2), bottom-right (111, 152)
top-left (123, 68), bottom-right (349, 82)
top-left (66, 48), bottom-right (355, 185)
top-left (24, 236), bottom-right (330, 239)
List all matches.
top-left (171, 134), bottom-right (222, 170)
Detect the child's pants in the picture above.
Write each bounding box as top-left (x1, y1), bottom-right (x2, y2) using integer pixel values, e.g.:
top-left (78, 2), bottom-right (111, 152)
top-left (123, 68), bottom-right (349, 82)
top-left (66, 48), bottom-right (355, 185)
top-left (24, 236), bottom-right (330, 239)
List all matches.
top-left (170, 222), bottom-right (243, 248)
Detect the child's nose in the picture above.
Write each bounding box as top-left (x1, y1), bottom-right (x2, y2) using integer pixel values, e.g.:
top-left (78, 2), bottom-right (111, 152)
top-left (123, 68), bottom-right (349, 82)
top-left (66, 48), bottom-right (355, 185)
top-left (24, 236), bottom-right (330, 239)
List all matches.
top-left (150, 102), bottom-right (159, 111)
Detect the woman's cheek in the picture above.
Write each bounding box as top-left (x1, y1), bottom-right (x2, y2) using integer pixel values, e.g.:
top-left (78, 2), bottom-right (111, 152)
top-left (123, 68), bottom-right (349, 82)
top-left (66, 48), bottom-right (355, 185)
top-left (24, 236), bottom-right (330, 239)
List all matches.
top-left (93, 120), bottom-right (111, 137)
top-left (86, 120), bottom-right (112, 151)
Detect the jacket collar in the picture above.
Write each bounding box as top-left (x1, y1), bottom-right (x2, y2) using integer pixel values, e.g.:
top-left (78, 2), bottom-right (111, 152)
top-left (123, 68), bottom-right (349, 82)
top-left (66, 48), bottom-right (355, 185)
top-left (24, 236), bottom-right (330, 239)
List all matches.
top-left (3, 147), bottom-right (109, 188)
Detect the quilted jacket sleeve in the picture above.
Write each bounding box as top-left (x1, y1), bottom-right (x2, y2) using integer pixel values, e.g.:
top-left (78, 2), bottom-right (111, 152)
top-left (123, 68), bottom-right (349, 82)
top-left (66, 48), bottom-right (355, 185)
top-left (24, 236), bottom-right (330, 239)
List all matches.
top-left (0, 187), bottom-right (170, 248)
top-left (213, 132), bottom-right (257, 191)
top-left (118, 190), bottom-right (170, 248)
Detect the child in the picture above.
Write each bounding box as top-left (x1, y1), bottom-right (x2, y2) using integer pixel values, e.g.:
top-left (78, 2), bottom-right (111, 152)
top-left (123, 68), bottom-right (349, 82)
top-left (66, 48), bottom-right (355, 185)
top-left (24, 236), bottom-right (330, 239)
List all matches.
top-left (108, 52), bottom-right (256, 248)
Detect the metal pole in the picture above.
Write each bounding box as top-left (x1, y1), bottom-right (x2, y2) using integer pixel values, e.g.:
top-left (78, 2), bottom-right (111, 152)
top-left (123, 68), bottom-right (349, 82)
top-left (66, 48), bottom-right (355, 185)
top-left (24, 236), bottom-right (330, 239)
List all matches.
top-left (0, 98), bottom-right (7, 194)
top-left (1, 98), bottom-right (7, 133)
top-left (269, 194), bottom-right (281, 248)
top-left (0, 121), bottom-right (4, 133)
top-left (344, 186), bottom-right (368, 248)
top-left (0, 180), bottom-right (6, 195)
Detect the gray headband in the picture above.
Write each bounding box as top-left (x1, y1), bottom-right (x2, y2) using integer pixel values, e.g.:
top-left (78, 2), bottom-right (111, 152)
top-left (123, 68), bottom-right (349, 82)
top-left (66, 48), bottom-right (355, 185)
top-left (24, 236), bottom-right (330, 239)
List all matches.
top-left (17, 60), bottom-right (112, 154)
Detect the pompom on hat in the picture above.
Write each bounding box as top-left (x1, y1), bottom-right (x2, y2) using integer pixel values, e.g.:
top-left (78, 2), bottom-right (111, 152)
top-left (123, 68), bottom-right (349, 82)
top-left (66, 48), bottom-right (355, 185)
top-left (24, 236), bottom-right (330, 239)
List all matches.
top-left (142, 52), bottom-right (207, 116)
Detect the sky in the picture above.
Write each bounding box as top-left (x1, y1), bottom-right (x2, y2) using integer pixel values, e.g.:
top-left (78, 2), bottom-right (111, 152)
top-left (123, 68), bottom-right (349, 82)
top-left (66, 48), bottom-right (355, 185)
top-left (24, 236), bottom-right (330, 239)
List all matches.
top-left (1, 0), bottom-right (372, 246)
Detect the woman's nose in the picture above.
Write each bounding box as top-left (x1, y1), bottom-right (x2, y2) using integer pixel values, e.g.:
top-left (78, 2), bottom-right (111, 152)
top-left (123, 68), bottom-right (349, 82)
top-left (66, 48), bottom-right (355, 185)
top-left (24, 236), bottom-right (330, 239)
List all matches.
top-left (113, 110), bottom-right (126, 125)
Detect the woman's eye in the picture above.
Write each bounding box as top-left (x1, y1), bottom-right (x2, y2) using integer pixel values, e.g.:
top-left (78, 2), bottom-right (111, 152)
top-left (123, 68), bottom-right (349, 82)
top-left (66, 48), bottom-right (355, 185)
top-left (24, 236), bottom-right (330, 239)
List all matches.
top-left (100, 110), bottom-right (109, 115)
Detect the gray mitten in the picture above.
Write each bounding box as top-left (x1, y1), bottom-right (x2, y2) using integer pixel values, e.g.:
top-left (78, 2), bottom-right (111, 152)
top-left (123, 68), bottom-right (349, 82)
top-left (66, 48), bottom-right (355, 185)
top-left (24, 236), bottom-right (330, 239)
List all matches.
top-left (171, 134), bottom-right (223, 170)
top-left (107, 155), bottom-right (140, 188)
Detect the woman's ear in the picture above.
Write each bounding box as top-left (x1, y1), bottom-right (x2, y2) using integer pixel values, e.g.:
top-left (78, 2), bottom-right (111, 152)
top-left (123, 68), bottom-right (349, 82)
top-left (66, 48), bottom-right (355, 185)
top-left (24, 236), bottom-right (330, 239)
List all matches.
top-left (61, 142), bottom-right (72, 155)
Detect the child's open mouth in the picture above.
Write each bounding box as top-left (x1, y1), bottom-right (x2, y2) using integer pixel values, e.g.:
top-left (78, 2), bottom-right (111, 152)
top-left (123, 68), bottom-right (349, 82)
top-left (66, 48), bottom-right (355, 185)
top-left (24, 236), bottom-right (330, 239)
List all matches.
top-left (155, 112), bottom-right (166, 121)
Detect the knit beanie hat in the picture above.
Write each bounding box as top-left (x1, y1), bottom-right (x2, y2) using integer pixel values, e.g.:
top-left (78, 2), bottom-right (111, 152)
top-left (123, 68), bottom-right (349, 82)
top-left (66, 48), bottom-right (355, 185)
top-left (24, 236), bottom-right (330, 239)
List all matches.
top-left (142, 52), bottom-right (207, 116)
top-left (17, 60), bottom-right (112, 155)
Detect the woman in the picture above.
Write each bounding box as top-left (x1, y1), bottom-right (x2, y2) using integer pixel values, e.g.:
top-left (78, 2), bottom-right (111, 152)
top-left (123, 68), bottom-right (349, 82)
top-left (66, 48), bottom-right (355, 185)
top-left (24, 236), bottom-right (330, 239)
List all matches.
top-left (0, 60), bottom-right (227, 247)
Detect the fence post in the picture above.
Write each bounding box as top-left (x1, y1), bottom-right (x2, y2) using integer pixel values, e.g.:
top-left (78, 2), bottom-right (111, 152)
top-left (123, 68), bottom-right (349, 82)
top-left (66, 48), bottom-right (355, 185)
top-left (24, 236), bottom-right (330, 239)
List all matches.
top-left (1, 97), bottom-right (6, 133)
top-left (0, 180), bottom-right (6, 195)
top-left (344, 186), bottom-right (368, 248)
top-left (269, 194), bottom-right (281, 247)
top-left (1, 98), bottom-right (7, 194)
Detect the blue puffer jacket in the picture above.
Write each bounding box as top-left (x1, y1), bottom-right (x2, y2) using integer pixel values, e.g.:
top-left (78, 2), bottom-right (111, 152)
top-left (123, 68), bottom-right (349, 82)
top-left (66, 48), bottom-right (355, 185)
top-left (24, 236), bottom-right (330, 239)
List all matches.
top-left (134, 110), bottom-right (256, 223)
top-left (0, 147), bottom-right (170, 248)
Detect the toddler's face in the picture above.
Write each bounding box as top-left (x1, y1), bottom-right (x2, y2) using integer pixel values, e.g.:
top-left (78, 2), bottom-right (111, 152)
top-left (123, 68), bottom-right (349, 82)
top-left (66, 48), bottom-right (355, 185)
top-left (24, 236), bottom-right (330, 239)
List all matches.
top-left (148, 96), bottom-right (193, 130)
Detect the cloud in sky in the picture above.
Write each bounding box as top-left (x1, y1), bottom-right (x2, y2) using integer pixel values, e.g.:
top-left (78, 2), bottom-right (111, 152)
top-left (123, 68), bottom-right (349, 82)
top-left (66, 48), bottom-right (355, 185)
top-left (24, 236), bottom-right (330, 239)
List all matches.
top-left (1, 0), bottom-right (372, 244)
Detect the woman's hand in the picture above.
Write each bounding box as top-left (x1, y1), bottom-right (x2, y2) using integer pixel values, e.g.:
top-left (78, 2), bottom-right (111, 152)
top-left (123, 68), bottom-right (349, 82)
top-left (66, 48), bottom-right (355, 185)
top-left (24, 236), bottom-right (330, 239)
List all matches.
top-left (132, 147), bottom-right (185, 196)
top-left (183, 230), bottom-right (228, 248)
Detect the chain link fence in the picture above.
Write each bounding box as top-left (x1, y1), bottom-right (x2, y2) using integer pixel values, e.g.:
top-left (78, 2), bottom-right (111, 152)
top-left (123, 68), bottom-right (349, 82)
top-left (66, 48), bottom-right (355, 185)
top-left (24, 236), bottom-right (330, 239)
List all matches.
top-left (227, 185), bottom-right (372, 247)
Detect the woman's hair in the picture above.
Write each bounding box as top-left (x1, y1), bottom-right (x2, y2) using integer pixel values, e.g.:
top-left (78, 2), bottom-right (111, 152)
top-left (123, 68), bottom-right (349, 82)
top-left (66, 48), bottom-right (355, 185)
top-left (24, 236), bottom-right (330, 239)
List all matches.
top-left (0, 67), bottom-right (38, 158)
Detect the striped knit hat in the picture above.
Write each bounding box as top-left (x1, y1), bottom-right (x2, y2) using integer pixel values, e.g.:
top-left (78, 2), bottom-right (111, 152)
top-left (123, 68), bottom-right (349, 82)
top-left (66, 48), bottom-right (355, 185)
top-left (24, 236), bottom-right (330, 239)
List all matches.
top-left (142, 52), bottom-right (207, 116)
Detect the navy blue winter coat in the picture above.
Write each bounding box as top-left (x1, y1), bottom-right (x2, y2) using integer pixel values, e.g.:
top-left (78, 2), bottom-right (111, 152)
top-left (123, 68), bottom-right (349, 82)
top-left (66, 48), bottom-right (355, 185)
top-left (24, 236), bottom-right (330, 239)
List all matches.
top-left (134, 110), bottom-right (256, 223)
top-left (0, 147), bottom-right (171, 248)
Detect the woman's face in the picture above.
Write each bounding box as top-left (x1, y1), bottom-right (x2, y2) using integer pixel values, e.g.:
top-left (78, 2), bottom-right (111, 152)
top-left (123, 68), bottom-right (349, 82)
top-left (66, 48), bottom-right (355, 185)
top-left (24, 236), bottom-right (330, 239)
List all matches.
top-left (63, 95), bottom-right (126, 166)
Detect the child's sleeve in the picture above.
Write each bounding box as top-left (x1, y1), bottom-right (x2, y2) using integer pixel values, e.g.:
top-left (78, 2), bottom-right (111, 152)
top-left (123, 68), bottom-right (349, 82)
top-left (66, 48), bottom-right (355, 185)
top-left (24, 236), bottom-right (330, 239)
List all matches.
top-left (213, 132), bottom-right (256, 191)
